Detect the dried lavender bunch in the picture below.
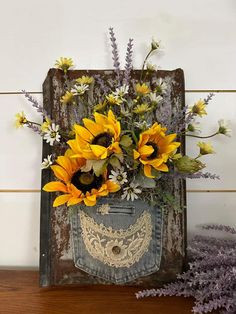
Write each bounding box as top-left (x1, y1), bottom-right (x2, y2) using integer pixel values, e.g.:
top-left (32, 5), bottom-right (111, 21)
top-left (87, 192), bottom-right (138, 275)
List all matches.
top-left (136, 224), bottom-right (236, 314)
top-left (109, 27), bottom-right (121, 84)
top-left (22, 90), bottom-right (49, 119)
top-left (123, 38), bottom-right (134, 86)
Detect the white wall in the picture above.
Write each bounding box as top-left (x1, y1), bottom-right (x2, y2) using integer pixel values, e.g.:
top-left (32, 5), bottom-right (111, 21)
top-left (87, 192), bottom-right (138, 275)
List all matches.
top-left (0, 0), bottom-right (235, 267)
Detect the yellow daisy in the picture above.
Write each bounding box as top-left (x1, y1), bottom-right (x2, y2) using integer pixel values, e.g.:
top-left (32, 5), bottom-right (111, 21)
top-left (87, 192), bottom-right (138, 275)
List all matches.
top-left (76, 76), bottom-right (94, 85)
top-left (43, 149), bottom-right (120, 207)
top-left (106, 94), bottom-right (122, 105)
top-left (133, 103), bottom-right (151, 114)
top-left (197, 142), bottom-right (215, 155)
top-left (15, 111), bottom-right (27, 128)
top-left (135, 83), bottom-right (151, 96)
top-left (55, 57), bottom-right (73, 73)
top-left (190, 100), bottom-right (207, 117)
top-left (60, 91), bottom-right (75, 105)
top-left (41, 116), bottom-right (51, 132)
top-left (133, 123), bottom-right (181, 178)
top-left (68, 110), bottom-right (122, 160)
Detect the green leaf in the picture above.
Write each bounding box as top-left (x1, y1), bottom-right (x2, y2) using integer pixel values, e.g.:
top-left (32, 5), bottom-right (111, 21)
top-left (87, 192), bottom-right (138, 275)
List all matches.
top-left (92, 159), bottom-right (108, 176)
top-left (120, 135), bottom-right (133, 147)
top-left (109, 156), bottom-right (121, 169)
top-left (133, 173), bottom-right (156, 188)
top-left (114, 153), bottom-right (124, 163)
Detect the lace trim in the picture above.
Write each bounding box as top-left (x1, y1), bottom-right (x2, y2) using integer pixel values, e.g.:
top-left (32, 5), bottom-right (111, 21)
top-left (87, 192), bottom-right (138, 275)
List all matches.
top-left (79, 210), bottom-right (152, 268)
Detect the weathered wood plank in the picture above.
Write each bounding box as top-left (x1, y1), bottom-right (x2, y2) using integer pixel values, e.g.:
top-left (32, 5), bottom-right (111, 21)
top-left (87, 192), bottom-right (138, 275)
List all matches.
top-left (40, 69), bottom-right (186, 287)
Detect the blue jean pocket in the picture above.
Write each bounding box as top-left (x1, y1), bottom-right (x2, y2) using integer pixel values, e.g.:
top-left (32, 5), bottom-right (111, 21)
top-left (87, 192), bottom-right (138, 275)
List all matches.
top-left (70, 198), bottom-right (163, 284)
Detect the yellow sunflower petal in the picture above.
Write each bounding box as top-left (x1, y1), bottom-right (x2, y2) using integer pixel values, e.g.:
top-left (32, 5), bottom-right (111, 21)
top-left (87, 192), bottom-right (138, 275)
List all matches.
top-left (56, 156), bottom-right (73, 176)
top-left (110, 142), bottom-right (122, 154)
top-left (143, 165), bottom-right (155, 178)
top-left (139, 145), bottom-right (154, 157)
top-left (94, 112), bottom-right (108, 126)
top-left (74, 124), bottom-right (93, 142)
top-left (53, 194), bottom-right (71, 207)
top-left (43, 181), bottom-right (68, 193)
top-left (90, 145), bottom-right (108, 159)
top-left (83, 118), bottom-right (104, 136)
top-left (84, 194), bottom-right (97, 206)
top-left (106, 180), bottom-right (121, 193)
top-left (155, 163), bottom-right (169, 172)
top-left (133, 149), bottom-right (140, 159)
top-left (51, 165), bottom-right (70, 183)
top-left (67, 197), bottom-right (83, 206)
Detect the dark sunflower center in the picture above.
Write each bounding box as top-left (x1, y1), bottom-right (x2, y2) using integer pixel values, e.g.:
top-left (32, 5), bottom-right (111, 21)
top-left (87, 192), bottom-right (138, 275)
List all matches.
top-left (146, 141), bottom-right (159, 160)
top-left (71, 170), bottom-right (103, 193)
top-left (92, 132), bottom-right (112, 147)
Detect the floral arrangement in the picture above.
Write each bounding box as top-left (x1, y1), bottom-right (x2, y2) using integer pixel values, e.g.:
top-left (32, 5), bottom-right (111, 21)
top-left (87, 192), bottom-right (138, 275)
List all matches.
top-left (136, 224), bottom-right (236, 314)
top-left (15, 28), bottom-right (230, 209)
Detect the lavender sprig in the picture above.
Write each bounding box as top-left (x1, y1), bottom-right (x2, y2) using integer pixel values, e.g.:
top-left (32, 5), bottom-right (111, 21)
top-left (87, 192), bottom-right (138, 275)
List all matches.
top-left (26, 122), bottom-right (41, 135)
top-left (22, 90), bottom-right (49, 119)
top-left (136, 224), bottom-right (236, 314)
top-left (204, 93), bottom-right (215, 105)
top-left (198, 224), bottom-right (236, 234)
top-left (123, 38), bottom-right (134, 86)
top-left (163, 171), bottom-right (220, 180)
top-left (109, 27), bottom-right (121, 84)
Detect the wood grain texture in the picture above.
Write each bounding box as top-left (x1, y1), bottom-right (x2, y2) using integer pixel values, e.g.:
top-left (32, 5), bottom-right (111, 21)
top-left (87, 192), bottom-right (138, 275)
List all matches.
top-left (0, 270), bottom-right (197, 314)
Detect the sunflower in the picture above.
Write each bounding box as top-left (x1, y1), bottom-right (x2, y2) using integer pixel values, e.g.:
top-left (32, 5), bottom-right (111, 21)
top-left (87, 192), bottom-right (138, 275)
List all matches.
top-left (67, 110), bottom-right (122, 160)
top-left (133, 123), bottom-right (180, 178)
top-left (43, 150), bottom-right (120, 207)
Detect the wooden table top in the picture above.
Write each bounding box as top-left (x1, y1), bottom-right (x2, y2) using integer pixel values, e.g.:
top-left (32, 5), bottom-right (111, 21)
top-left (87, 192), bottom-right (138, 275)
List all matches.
top-left (0, 270), bottom-right (196, 314)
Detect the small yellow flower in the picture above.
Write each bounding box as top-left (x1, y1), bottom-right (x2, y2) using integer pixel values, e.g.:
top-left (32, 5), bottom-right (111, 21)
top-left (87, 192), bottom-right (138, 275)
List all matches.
top-left (55, 57), bottom-right (73, 73)
top-left (41, 117), bottom-right (51, 132)
top-left (133, 103), bottom-right (151, 114)
top-left (106, 94), bottom-right (122, 105)
top-left (76, 76), bottom-right (94, 85)
top-left (135, 83), bottom-right (151, 96)
top-left (93, 100), bottom-right (107, 112)
top-left (60, 91), bottom-right (75, 105)
top-left (190, 100), bottom-right (207, 117)
top-left (197, 142), bottom-right (215, 155)
top-left (15, 111), bottom-right (27, 128)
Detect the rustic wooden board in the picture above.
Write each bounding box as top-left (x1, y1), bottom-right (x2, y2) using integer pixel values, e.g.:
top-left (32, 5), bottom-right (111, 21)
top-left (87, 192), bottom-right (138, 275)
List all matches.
top-left (40, 69), bottom-right (186, 287)
top-left (0, 270), bottom-right (203, 314)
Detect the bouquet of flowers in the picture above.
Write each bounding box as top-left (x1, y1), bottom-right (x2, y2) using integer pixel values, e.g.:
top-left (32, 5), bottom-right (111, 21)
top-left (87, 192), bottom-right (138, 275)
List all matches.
top-left (15, 28), bottom-right (230, 210)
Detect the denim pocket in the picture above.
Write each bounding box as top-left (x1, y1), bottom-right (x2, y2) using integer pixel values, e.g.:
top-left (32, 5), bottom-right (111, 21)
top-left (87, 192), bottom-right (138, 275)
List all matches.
top-left (70, 198), bottom-right (163, 284)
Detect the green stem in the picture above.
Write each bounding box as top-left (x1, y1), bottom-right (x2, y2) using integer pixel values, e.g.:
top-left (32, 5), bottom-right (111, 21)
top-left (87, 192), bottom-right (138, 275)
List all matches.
top-left (184, 131), bottom-right (219, 139)
top-left (140, 49), bottom-right (153, 82)
top-left (27, 121), bottom-right (41, 126)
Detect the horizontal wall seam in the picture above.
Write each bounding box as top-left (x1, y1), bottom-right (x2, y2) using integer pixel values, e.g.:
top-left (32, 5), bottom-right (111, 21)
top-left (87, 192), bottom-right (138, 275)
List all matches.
top-left (1, 189), bottom-right (236, 193)
top-left (1, 90), bottom-right (236, 95)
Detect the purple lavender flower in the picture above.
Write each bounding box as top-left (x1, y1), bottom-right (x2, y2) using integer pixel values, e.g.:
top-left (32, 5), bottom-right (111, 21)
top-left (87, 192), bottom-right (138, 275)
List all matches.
top-left (109, 27), bottom-right (121, 84)
top-left (136, 224), bottom-right (236, 314)
top-left (123, 38), bottom-right (134, 86)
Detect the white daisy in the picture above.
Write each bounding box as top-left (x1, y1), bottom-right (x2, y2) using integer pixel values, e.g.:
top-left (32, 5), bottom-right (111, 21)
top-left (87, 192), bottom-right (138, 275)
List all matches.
top-left (113, 85), bottom-right (129, 98)
top-left (41, 155), bottom-right (53, 169)
top-left (156, 78), bottom-right (168, 94)
top-left (146, 62), bottom-right (157, 71)
top-left (187, 121), bottom-right (201, 134)
top-left (121, 183), bottom-right (142, 201)
top-left (218, 119), bottom-right (231, 137)
top-left (71, 84), bottom-right (89, 95)
top-left (151, 37), bottom-right (161, 50)
top-left (109, 167), bottom-right (128, 185)
top-left (43, 123), bottom-right (61, 146)
top-left (149, 93), bottom-right (163, 104)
